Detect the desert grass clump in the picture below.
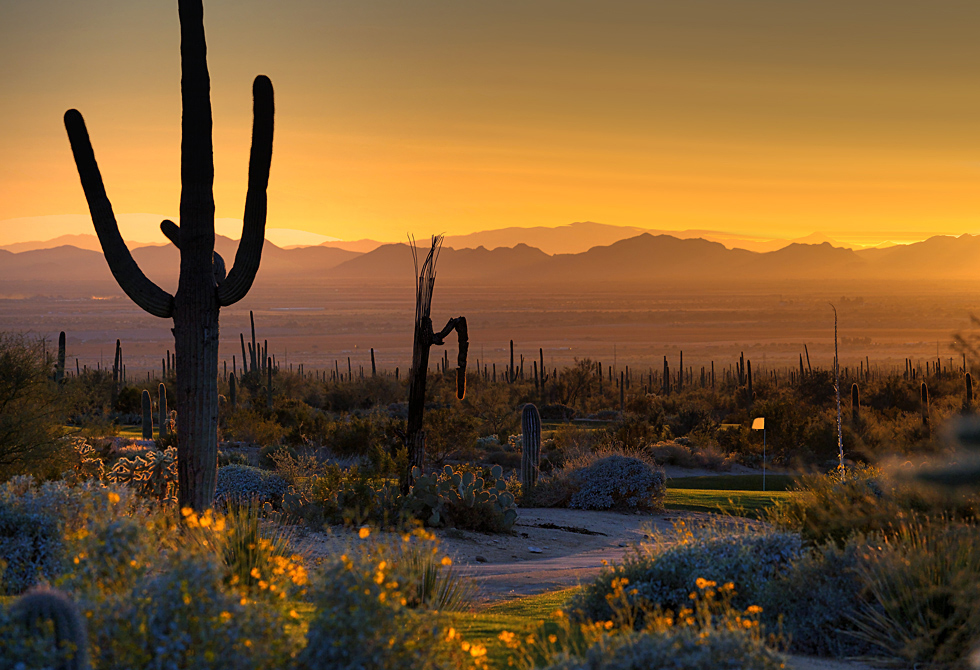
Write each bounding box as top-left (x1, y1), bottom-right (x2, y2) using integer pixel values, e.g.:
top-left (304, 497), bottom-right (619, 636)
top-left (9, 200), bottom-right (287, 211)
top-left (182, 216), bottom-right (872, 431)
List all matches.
top-left (849, 520), bottom-right (980, 667)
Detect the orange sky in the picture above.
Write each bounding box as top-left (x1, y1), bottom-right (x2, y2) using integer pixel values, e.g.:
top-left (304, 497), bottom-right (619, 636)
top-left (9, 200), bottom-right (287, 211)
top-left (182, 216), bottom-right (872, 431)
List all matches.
top-left (3, 1), bottom-right (980, 246)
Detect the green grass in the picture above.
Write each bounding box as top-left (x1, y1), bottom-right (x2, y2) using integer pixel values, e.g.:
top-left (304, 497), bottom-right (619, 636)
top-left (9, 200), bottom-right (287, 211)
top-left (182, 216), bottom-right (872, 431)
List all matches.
top-left (446, 588), bottom-right (580, 668)
top-left (664, 488), bottom-right (796, 517)
top-left (667, 474), bottom-right (798, 492)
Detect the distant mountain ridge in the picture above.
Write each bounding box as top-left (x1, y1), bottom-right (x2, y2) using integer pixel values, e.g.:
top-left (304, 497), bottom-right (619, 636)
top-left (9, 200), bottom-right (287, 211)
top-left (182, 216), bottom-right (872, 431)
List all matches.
top-left (3, 232), bottom-right (979, 297)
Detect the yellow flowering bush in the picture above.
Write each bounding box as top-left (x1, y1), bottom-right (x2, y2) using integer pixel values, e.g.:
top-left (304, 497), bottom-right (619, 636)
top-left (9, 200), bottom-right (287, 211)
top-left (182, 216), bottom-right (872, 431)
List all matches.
top-left (295, 528), bottom-right (482, 670)
top-left (503, 579), bottom-right (784, 670)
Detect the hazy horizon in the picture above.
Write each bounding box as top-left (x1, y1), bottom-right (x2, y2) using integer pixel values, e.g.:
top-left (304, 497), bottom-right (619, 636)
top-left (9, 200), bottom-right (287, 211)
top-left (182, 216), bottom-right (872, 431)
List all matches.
top-left (4, 1), bottom-right (980, 249)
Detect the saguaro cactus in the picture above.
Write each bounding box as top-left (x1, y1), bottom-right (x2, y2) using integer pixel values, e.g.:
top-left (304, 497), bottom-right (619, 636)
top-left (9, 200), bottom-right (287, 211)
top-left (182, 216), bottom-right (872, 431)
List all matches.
top-left (55, 331), bottom-right (66, 382)
top-left (921, 381), bottom-right (931, 427)
top-left (12, 586), bottom-right (89, 670)
top-left (966, 372), bottom-right (974, 413)
top-left (521, 403), bottom-right (542, 490)
top-left (64, 0), bottom-right (274, 510)
top-left (851, 382), bottom-right (860, 424)
top-left (404, 236), bottom-right (468, 486)
top-left (159, 383), bottom-right (169, 439)
top-left (229, 372), bottom-right (237, 408)
top-left (142, 390), bottom-right (153, 440)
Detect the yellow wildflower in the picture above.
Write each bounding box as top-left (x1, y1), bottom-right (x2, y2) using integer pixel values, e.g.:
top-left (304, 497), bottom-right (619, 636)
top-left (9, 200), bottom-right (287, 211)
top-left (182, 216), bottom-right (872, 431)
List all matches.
top-left (359, 527), bottom-right (371, 539)
top-left (108, 492), bottom-right (120, 504)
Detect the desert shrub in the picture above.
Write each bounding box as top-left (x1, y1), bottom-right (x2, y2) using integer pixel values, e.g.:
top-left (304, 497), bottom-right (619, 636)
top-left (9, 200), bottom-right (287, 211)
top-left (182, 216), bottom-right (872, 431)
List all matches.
top-left (0, 507), bottom-right (62, 595)
top-left (425, 405), bottom-right (480, 465)
top-left (849, 520), bottom-right (980, 667)
top-left (568, 455), bottom-right (665, 512)
top-left (0, 476), bottom-right (142, 535)
top-left (646, 440), bottom-right (731, 471)
top-left (296, 530), bottom-right (482, 670)
top-left (84, 552), bottom-right (296, 670)
top-left (756, 538), bottom-right (872, 657)
top-left (328, 412), bottom-right (386, 457)
top-left (259, 443), bottom-right (296, 469)
top-left (570, 522), bottom-right (802, 626)
top-left (179, 502), bottom-right (308, 605)
top-left (0, 333), bottom-right (69, 479)
top-left (218, 449), bottom-right (251, 467)
top-left (59, 513), bottom-right (158, 597)
top-left (523, 469), bottom-right (580, 507)
top-left (513, 580), bottom-right (785, 670)
top-left (215, 465), bottom-right (288, 506)
top-left (766, 464), bottom-right (972, 547)
top-left (399, 536), bottom-right (476, 612)
top-left (224, 408), bottom-right (284, 446)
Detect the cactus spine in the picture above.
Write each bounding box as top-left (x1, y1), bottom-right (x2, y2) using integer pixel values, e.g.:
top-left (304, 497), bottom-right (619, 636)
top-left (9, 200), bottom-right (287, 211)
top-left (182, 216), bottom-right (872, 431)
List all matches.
top-left (141, 389), bottom-right (153, 440)
top-left (158, 383), bottom-right (169, 439)
top-left (65, 0), bottom-right (274, 510)
top-left (521, 403), bottom-right (542, 490)
top-left (12, 586), bottom-right (89, 670)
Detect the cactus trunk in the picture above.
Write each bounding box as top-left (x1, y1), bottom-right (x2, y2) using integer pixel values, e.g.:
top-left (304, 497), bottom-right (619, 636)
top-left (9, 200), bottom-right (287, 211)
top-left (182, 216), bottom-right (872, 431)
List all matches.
top-left (159, 383), bottom-right (169, 439)
top-left (142, 389), bottom-right (153, 440)
top-left (521, 403), bottom-right (542, 490)
top-left (229, 372), bottom-right (237, 408)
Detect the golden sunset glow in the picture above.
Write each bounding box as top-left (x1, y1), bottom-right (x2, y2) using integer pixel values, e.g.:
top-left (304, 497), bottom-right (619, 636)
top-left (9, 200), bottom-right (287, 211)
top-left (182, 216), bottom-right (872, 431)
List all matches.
top-left (2, 1), bottom-right (980, 245)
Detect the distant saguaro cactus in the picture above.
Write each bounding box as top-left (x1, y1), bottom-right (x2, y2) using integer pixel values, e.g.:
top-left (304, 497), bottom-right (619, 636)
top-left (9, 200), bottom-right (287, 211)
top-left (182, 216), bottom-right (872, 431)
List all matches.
top-left (966, 373), bottom-right (974, 412)
top-left (111, 339), bottom-right (121, 408)
top-left (141, 390), bottom-right (153, 440)
top-left (158, 383), bottom-right (169, 439)
top-left (55, 331), bottom-right (66, 382)
top-left (521, 403), bottom-right (542, 490)
top-left (12, 586), bottom-right (89, 670)
top-left (921, 381), bottom-right (930, 427)
top-left (64, 0), bottom-right (274, 510)
top-left (851, 382), bottom-right (860, 424)
top-left (229, 372), bottom-right (237, 408)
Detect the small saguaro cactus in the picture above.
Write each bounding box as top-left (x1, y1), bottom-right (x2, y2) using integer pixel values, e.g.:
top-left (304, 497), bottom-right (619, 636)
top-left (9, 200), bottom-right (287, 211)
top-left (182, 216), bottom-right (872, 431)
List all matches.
top-left (56, 331), bottom-right (66, 382)
top-left (267, 356), bottom-right (273, 409)
top-left (851, 382), bottom-right (860, 424)
top-left (921, 381), bottom-right (930, 427)
top-left (229, 372), bottom-right (237, 408)
top-left (158, 383), bottom-right (169, 439)
top-left (966, 372), bottom-right (974, 413)
top-left (521, 403), bottom-right (542, 490)
top-left (64, 0), bottom-right (274, 511)
top-left (141, 389), bottom-right (153, 440)
top-left (11, 586), bottom-right (89, 670)
top-left (111, 339), bottom-right (121, 408)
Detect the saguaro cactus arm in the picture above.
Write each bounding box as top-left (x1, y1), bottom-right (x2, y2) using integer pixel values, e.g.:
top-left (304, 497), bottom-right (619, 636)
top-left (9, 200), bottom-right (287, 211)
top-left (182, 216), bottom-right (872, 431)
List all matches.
top-left (431, 316), bottom-right (468, 400)
top-left (218, 75), bottom-right (275, 307)
top-left (160, 219), bottom-right (227, 284)
top-left (63, 110), bottom-right (175, 318)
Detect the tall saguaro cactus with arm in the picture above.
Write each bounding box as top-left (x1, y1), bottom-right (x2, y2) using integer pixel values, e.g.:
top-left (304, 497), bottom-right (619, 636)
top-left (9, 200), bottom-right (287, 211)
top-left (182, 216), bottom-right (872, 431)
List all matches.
top-left (63, 0), bottom-right (274, 511)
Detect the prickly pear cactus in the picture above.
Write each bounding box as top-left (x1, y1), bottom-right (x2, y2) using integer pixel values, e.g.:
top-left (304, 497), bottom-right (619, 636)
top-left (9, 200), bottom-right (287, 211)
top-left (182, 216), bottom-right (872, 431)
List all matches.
top-left (407, 464), bottom-right (517, 532)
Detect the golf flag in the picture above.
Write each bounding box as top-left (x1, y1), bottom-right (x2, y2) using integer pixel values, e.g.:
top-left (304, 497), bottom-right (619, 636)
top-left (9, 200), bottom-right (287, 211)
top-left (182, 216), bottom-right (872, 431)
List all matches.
top-left (752, 417), bottom-right (765, 430)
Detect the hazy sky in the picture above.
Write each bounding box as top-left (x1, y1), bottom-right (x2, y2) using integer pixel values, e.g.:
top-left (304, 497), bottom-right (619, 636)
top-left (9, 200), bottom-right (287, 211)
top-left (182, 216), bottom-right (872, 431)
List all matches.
top-left (2, 0), bottom-right (980, 245)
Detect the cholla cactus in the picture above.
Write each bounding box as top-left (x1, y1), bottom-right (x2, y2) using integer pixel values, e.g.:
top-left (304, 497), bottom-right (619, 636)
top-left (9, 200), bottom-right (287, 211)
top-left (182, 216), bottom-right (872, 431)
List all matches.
top-left (521, 403), bottom-right (542, 490)
top-left (107, 446), bottom-right (178, 504)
